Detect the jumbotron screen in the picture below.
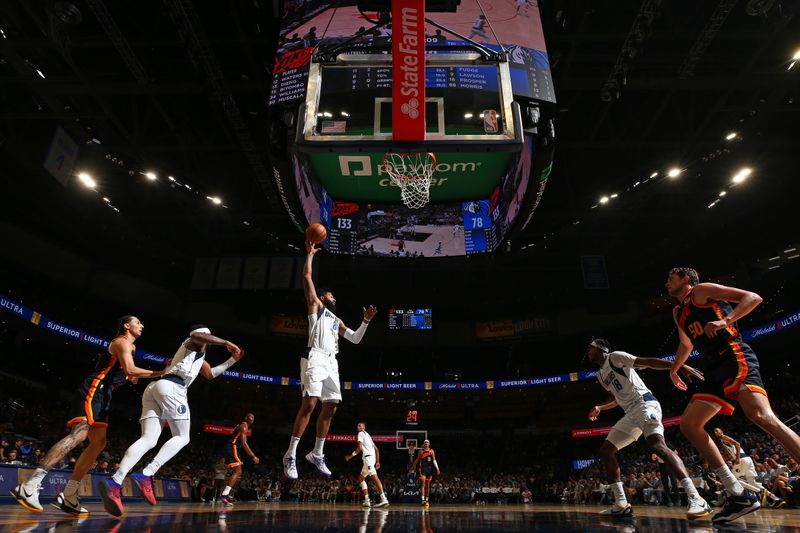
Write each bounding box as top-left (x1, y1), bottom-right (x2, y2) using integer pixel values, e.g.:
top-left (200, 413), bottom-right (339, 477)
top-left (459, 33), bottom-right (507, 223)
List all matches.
top-left (291, 135), bottom-right (533, 257)
top-left (270, 0), bottom-right (554, 106)
top-left (388, 308), bottom-right (433, 330)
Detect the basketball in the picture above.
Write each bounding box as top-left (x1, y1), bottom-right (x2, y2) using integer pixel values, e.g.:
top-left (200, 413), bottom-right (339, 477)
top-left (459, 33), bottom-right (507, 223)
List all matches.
top-left (306, 223), bottom-right (327, 244)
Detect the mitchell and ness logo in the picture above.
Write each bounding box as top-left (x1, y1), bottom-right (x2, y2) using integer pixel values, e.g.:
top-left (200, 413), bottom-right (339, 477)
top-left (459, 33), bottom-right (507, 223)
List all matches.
top-left (339, 156), bottom-right (481, 183)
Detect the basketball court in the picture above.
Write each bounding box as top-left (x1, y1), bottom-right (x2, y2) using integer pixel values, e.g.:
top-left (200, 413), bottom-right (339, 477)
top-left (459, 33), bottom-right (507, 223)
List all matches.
top-left (2, 503), bottom-right (800, 532)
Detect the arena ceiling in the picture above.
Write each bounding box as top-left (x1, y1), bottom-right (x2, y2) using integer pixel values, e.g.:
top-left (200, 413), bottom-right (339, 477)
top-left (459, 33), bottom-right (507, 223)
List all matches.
top-left (1, 0), bottom-right (798, 310)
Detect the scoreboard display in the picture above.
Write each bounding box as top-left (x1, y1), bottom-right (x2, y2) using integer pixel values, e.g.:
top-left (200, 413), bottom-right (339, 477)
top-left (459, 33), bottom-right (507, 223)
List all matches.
top-left (388, 308), bottom-right (433, 330)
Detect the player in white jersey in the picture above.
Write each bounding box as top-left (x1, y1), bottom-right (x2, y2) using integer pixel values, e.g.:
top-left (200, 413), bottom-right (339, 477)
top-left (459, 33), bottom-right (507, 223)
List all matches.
top-left (585, 339), bottom-right (712, 520)
top-left (345, 422), bottom-right (389, 507)
top-left (99, 325), bottom-right (243, 516)
top-left (715, 429), bottom-right (786, 508)
top-left (283, 240), bottom-right (378, 479)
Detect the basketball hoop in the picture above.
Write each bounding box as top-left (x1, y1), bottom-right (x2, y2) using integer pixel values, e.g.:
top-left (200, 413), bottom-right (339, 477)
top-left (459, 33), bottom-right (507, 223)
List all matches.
top-left (383, 152), bottom-right (436, 209)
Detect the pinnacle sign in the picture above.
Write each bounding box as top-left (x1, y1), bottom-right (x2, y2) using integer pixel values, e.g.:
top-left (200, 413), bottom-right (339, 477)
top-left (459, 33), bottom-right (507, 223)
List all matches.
top-left (392, 0), bottom-right (426, 141)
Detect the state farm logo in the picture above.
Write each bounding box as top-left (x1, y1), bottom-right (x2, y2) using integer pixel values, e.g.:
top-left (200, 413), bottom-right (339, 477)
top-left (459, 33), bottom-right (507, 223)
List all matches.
top-left (398, 7), bottom-right (421, 99)
top-left (401, 97), bottom-right (419, 118)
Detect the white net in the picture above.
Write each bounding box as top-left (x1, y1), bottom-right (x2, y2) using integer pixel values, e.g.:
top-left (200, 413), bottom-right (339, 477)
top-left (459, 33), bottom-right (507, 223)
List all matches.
top-left (382, 152), bottom-right (437, 209)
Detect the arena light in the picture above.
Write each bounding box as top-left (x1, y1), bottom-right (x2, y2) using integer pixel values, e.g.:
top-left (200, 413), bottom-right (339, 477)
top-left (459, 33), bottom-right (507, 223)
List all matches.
top-left (649, 172), bottom-right (658, 178)
top-left (207, 196), bottom-right (222, 205)
top-left (464, 113), bottom-right (473, 119)
top-left (145, 171), bottom-right (157, 181)
top-left (793, 49), bottom-right (800, 61)
top-left (719, 191), bottom-right (727, 197)
top-left (77, 173), bottom-right (96, 189)
top-left (667, 168), bottom-right (681, 178)
top-left (725, 132), bottom-right (738, 140)
top-left (599, 196), bottom-right (609, 204)
top-left (610, 193), bottom-right (618, 198)
top-left (732, 167), bottom-right (752, 184)
top-left (168, 175), bottom-right (176, 182)
top-left (340, 111), bottom-right (350, 117)
top-left (102, 197), bottom-right (110, 202)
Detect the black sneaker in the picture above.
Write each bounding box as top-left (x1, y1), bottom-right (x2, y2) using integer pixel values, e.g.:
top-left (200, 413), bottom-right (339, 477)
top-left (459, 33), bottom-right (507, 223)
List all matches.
top-left (711, 489), bottom-right (760, 524)
top-left (770, 497), bottom-right (786, 509)
top-left (600, 503), bottom-right (634, 518)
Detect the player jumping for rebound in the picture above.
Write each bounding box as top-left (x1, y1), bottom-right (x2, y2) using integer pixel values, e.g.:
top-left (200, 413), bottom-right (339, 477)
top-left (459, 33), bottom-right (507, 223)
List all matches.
top-left (410, 439), bottom-right (440, 507)
top-left (221, 413), bottom-right (260, 506)
top-left (345, 422), bottom-right (389, 508)
top-left (585, 339), bottom-right (712, 520)
top-left (99, 325), bottom-right (243, 516)
top-left (11, 315), bottom-right (163, 517)
top-left (666, 267), bottom-right (800, 523)
top-left (282, 240), bottom-right (377, 479)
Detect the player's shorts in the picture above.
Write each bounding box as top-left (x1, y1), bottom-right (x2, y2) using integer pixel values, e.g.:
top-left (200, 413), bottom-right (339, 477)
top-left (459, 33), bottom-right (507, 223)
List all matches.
top-left (360, 455), bottom-right (377, 477)
top-left (140, 377), bottom-right (191, 421)
top-left (692, 342), bottom-right (766, 416)
top-left (67, 377), bottom-right (114, 428)
top-left (225, 443), bottom-right (243, 468)
top-left (300, 348), bottom-right (342, 403)
top-left (606, 400), bottom-right (664, 450)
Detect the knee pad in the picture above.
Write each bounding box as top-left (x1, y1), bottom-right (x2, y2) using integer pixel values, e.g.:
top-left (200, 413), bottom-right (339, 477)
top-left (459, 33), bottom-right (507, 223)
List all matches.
top-left (360, 481), bottom-right (368, 490)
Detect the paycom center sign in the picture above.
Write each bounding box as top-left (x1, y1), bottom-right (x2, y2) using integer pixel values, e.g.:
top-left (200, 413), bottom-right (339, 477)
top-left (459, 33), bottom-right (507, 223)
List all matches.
top-left (307, 152), bottom-right (514, 202)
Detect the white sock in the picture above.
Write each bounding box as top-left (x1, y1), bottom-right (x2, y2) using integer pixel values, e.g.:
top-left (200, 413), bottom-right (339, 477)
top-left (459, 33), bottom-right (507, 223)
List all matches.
top-left (680, 477), bottom-right (700, 499)
top-left (285, 436), bottom-right (300, 458)
top-left (611, 481), bottom-right (627, 505)
top-left (313, 437), bottom-right (325, 456)
top-left (222, 486), bottom-right (232, 496)
top-left (64, 479), bottom-right (81, 498)
top-left (380, 492), bottom-right (387, 500)
top-left (714, 465), bottom-right (744, 496)
top-left (25, 468), bottom-right (48, 489)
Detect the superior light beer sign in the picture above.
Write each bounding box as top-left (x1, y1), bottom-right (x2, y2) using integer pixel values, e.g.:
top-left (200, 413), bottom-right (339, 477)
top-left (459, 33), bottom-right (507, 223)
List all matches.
top-left (392, 0), bottom-right (425, 141)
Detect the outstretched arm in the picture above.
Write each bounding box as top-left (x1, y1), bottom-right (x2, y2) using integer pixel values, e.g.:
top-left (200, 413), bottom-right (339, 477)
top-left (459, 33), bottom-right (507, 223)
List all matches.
top-left (339, 306), bottom-right (378, 344)
top-left (113, 339), bottom-right (164, 379)
top-left (693, 283), bottom-right (763, 337)
top-left (633, 356), bottom-right (704, 383)
top-left (303, 241), bottom-right (323, 314)
top-left (188, 331), bottom-right (241, 356)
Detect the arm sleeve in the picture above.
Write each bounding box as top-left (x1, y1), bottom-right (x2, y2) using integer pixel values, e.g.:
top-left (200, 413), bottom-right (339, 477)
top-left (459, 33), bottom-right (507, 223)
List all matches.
top-left (609, 351), bottom-right (637, 368)
top-left (343, 321), bottom-right (370, 344)
top-left (210, 356), bottom-right (237, 378)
